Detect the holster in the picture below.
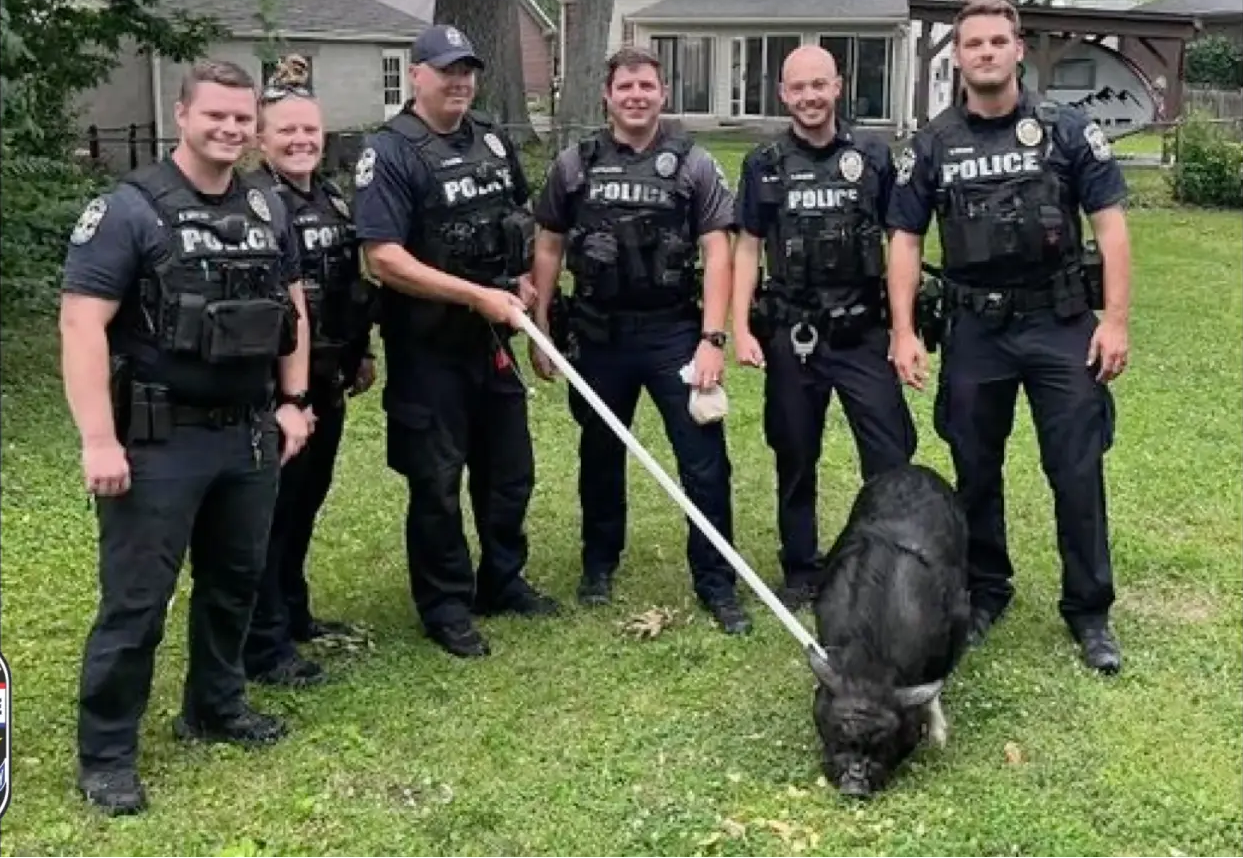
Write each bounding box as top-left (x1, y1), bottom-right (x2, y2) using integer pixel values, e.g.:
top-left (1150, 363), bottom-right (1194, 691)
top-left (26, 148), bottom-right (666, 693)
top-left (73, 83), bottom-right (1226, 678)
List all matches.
top-left (116, 379), bottom-right (174, 446)
top-left (566, 297), bottom-right (611, 346)
top-left (1082, 241), bottom-right (1105, 312)
top-left (915, 268), bottom-right (946, 353)
top-left (548, 290), bottom-right (571, 352)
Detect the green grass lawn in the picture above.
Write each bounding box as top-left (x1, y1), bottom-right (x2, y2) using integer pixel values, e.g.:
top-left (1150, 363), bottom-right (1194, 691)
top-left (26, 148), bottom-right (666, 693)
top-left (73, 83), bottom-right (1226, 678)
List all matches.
top-left (1, 147), bottom-right (1240, 855)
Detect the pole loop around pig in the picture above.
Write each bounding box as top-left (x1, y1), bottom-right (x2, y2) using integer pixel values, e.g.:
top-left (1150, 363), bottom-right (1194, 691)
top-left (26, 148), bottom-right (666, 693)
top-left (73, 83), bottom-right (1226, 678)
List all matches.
top-left (518, 311), bottom-right (830, 664)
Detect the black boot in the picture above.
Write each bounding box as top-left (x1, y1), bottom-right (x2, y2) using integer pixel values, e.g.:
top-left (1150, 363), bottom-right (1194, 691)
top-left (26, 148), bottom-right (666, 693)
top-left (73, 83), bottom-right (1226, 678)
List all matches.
top-left (78, 768), bottom-right (147, 816)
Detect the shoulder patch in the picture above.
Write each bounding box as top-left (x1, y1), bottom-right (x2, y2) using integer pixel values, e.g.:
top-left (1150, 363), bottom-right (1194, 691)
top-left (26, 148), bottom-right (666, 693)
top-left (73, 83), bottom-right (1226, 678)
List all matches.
top-left (1083, 121), bottom-right (1112, 161)
top-left (355, 146), bottom-right (377, 188)
top-left (895, 146), bottom-right (916, 186)
top-left (70, 196), bottom-right (108, 245)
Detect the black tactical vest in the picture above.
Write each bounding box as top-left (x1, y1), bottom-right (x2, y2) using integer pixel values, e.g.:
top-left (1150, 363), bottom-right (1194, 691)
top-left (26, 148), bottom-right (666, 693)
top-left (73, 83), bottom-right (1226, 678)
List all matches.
top-left (256, 168), bottom-right (376, 380)
top-left (381, 109), bottom-right (535, 348)
top-left (117, 160), bottom-right (294, 406)
top-left (928, 101), bottom-right (1080, 289)
top-left (563, 130), bottom-right (699, 312)
top-left (756, 135), bottom-right (885, 308)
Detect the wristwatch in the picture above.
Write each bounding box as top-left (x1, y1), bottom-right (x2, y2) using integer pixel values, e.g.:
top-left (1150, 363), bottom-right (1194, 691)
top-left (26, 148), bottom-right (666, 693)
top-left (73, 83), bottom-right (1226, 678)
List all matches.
top-left (701, 330), bottom-right (728, 349)
top-left (278, 390), bottom-right (311, 409)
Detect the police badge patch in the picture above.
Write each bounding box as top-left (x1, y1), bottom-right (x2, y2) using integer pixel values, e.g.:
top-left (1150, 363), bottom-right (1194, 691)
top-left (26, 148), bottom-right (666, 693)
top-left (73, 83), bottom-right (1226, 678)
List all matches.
top-left (355, 147), bottom-right (377, 188)
top-left (655, 151), bottom-right (678, 178)
top-left (247, 188), bottom-right (271, 223)
top-left (1084, 121), bottom-right (1112, 161)
top-left (895, 147), bottom-right (916, 186)
top-left (1016, 117), bottom-right (1043, 147)
top-left (839, 150), bottom-right (863, 183)
top-left (70, 197), bottom-right (108, 245)
top-left (484, 132), bottom-right (506, 158)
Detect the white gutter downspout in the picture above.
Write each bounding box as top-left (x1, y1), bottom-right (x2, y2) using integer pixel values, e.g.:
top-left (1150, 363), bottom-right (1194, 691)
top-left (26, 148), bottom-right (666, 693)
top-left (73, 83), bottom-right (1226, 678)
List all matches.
top-left (151, 53), bottom-right (165, 157)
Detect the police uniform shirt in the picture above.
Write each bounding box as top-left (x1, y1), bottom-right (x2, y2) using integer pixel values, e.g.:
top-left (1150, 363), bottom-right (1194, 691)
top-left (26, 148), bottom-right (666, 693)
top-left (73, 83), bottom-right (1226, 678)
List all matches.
top-left (886, 89), bottom-right (1128, 238)
top-left (63, 166), bottom-right (302, 312)
top-left (736, 120), bottom-right (894, 238)
top-left (352, 109), bottom-right (531, 248)
top-left (533, 125), bottom-right (737, 238)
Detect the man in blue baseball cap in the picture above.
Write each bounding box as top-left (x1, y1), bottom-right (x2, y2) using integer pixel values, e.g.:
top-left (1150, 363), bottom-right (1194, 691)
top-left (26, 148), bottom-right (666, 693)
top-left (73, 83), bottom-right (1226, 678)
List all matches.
top-left (353, 22), bottom-right (555, 659)
top-left (412, 24), bottom-right (485, 71)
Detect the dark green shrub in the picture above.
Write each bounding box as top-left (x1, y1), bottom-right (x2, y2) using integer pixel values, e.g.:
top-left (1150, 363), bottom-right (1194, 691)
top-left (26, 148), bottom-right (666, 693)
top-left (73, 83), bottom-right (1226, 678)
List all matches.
top-left (1, 142), bottom-right (112, 318)
top-left (1167, 112), bottom-right (1243, 209)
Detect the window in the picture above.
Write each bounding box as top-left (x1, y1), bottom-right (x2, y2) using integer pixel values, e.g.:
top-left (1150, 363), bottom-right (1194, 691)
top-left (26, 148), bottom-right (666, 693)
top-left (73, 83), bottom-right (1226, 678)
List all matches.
top-left (382, 49), bottom-right (408, 118)
top-left (261, 56), bottom-right (313, 90)
top-left (818, 34), bottom-right (893, 121)
top-left (1051, 58), bottom-right (1096, 89)
top-left (650, 35), bottom-right (714, 115)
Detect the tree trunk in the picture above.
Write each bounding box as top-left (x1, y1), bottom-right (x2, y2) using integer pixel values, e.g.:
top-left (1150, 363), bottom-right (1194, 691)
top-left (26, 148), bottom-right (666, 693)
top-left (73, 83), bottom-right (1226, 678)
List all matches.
top-left (434, 0), bottom-right (537, 144)
top-left (556, 0), bottom-right (614, 148)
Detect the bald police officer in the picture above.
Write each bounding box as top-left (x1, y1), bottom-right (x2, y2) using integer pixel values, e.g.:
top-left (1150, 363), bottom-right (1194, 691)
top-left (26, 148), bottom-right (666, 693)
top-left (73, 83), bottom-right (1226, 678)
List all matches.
top-left (529, 46), bottom-right (750, 634)
top-left (887, 0), bottom-right (1131, 674)
top-left (355, 24), bottom-right (558, 659)
top-left (61, 59), bottom-right (311, 815)
top-left (732, 45), bottom-right (916, 611)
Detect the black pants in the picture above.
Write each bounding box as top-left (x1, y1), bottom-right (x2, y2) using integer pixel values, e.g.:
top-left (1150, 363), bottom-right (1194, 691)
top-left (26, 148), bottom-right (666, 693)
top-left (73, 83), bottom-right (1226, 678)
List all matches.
top-left (568, 316), bottom-right (736, 604)
top-left (78, 413), bottom-right (281, 773)
top-left (384, 338), bottom-right (534, 628)
top-left (934, 308), bottom-right (1117, 630)
top-left (243, 384), bottom-right (346, 675)
top-left (761, 324), bottom-right (917, 587)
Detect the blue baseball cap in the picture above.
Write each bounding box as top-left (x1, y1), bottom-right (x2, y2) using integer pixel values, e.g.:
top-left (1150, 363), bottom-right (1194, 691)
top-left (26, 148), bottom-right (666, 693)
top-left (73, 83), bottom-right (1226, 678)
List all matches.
top-left (412, 24), bottom-right (484, 70)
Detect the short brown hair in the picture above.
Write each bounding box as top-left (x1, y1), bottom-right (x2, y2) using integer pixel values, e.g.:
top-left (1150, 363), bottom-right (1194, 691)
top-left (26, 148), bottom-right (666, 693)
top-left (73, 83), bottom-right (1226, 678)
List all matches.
top-left (952, 0), bottom-right (1021, 43)
top-left (178, 59), bottom-right (256, 104)
top-left (605, 46), bottom-right (663, 89)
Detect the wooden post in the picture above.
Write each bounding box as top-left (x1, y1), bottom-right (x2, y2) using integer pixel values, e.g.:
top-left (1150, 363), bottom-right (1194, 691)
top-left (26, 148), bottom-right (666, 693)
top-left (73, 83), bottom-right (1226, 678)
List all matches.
top-left (127, 123), bottom-right (138, 170)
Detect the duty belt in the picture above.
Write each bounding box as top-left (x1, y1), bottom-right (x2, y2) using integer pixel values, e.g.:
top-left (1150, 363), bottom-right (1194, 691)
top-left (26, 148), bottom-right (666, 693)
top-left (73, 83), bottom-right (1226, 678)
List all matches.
top-left (945, 282), bottom-right (1058, 314)
top-left (755, 294), bottom-right (885, 363)
top-left (171, 403), bottom-right (260, 428)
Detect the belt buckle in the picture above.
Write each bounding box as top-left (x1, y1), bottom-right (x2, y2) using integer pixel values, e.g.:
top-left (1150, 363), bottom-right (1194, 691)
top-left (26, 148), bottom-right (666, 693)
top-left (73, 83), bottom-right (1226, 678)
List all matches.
top-left (980, 291), bottom-right (1011, 325)
top-left (790, 320), bottom-right (818, 364)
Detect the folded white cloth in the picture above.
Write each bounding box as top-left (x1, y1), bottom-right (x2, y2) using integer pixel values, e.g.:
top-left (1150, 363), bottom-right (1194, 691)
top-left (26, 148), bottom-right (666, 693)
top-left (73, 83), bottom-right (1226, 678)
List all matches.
top-left (679, 363), bottom-right (729, 425)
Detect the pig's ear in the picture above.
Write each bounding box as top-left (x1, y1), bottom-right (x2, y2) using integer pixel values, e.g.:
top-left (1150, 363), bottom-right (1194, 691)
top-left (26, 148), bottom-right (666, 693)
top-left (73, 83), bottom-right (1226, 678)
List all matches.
top-left (894, 680), bottom-right (943, 708)
top-left (807, 649), bottom-right (842, 693)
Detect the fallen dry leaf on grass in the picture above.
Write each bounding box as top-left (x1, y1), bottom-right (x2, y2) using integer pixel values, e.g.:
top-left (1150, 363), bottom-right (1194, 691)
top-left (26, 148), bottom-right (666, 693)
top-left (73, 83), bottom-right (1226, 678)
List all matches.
top-left (1003, 741), bottom-right (1024, 765)
top-left (619, 607), bottom-right (681, 640)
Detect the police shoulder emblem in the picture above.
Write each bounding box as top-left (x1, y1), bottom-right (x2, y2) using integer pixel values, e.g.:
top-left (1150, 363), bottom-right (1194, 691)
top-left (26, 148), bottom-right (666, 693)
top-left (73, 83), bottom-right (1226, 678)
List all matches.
top-left (895, 146), bottom-right (916, 186)
top-left (247, 188), bottom-right (272, 222)
top-left (1016, 117), bottom-right (1043, 147)
top-left (839, 149), bottom-right (864, 183)
top-left (1084, 121), bottom-right (1112, 161)
top-left (355, 147), bottom-right (377, 188)
top-left (70, 196), bottom-right (108, 245)
top-left (655, 151), bottom-right (678, 178)
top-left (483, 132), bottom-right (506, 159)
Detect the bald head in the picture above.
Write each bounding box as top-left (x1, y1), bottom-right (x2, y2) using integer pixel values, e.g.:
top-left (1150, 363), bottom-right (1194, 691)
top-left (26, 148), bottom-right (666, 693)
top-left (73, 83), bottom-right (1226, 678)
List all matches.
top-left (782, 45), bottom-right (838, 84)
top-left (779, 45), bottom-right (840, 132)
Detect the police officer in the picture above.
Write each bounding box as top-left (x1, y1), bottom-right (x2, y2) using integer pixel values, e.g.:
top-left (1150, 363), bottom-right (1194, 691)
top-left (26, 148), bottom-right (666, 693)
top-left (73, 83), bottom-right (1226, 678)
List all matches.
top-left (241, 56), bottom-right (378, 688)
top-left (354, 25), bottom-right (558, 659)
top-left (60, 59), bottom-right (312, 815)
top-left (732, 45), bottom-right (917, 611)
top-left (886, 0), bottom-right (1131, 674)
top-left (528, 46), bottom-right (751, 634)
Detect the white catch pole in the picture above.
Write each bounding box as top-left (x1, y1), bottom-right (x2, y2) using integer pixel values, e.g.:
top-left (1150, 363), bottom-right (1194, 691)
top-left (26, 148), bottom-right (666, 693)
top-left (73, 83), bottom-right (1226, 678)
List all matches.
top-left (515, 311), bottom-right (828, 664)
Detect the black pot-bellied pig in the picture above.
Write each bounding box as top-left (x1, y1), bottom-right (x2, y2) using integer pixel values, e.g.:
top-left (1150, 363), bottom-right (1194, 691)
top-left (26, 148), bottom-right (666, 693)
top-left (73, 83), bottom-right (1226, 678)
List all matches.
top-left (807, 463), bottom-right (972, 798)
